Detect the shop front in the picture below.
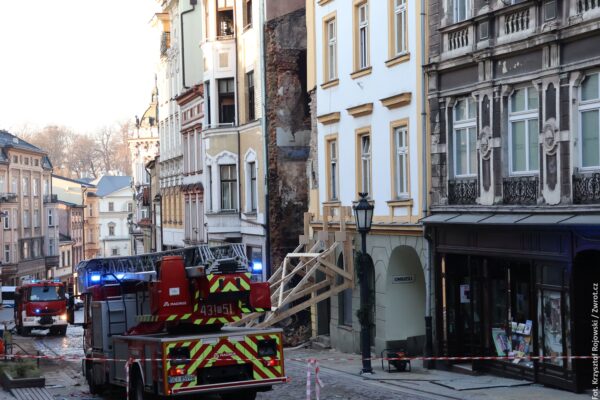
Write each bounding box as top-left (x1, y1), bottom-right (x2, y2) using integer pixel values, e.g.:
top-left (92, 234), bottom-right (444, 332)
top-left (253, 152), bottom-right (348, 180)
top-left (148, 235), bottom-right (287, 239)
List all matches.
top-left (424, 213), bottom-right (600, 392)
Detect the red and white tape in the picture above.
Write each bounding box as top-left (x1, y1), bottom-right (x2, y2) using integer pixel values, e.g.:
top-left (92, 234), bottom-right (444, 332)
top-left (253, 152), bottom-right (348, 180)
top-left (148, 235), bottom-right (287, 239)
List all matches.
top-left (306, 358), bottom-right (324, 400)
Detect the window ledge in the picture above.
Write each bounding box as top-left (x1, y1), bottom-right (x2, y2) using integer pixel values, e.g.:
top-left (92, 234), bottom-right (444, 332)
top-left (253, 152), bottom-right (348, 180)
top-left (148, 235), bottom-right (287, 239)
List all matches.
top-left (387, 198), bottom-right (413, 207)
top-left (243, 211), bottom-right (257, 218)
top-left (385, 52), bottom-right (411, 68)
top-left (350, 67), bottom-right (372, 80)
top-left (338, 324), bottom-right (354, 331)
top-left (317, 0), bottom-right (334, 5)
top-left (320, 79), bottom-right (339, 90)
top-left (322, 200), bottom-right (341, 206)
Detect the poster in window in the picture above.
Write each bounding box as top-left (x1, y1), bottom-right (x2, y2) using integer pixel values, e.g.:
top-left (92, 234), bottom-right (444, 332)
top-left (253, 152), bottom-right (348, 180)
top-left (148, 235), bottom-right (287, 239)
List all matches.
top-left (542, 291), bottom-right (563, 365)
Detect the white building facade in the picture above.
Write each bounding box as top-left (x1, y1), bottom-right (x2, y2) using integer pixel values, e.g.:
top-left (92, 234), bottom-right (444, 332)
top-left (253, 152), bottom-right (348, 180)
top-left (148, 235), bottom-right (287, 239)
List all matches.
top-left (312, 0), bottom-right (430, 355)
top-left (95, 176), bottom-right (134, 258)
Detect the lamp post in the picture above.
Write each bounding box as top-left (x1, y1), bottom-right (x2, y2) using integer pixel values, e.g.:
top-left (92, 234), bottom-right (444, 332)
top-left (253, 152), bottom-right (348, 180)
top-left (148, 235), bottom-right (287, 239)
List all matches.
top-left (353, 192), bottom-right (374, 375)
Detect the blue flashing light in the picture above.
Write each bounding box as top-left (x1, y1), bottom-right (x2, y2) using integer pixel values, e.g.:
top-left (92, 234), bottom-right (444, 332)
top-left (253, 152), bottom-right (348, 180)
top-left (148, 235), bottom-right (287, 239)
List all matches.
top-left (90, 275), bottom-right (101, 283)
top-left (252, 262), bottom-right (263, 272)
top-left (116, 273), bottom-right (125, 280)
top-left (35, 308), bottom-right (41, 314)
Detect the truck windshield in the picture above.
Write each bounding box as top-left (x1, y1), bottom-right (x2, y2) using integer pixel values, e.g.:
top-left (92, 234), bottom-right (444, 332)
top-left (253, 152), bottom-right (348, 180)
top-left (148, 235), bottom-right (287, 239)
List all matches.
top-left (28, 286), bottom-right (65, 301)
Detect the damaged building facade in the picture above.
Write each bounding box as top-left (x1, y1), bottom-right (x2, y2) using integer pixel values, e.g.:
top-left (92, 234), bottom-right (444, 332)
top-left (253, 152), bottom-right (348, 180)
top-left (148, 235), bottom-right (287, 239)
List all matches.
top-left (425, 0), bottom-right (600, 392)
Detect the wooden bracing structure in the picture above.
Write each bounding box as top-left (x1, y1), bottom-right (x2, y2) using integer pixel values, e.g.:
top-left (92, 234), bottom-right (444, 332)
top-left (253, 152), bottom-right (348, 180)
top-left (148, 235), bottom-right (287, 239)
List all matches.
top-left (231, 207), bottom-right (354, 329)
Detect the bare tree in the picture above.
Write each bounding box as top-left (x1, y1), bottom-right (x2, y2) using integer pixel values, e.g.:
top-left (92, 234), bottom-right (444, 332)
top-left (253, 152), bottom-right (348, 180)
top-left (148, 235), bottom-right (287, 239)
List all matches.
top-left (67, 135), bottom-right (102, 179)
top-left (16, 125), bottom-right (73, 174)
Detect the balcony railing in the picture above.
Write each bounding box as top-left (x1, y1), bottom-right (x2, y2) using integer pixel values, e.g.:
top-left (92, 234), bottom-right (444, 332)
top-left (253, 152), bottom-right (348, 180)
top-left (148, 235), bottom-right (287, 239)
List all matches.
top-left (504, 8), bottom-right (530, 35)
top-left (573, 173), bottom-right (600, 204)
top-left (578, 0), bottom-right (599, 13)
top-left (503, 176), bottom-right (539, 205)
top-left (448, 27), bottom-right (469, 51)
top-left (448, 179), bottom-right (478, 205)
top-left (44, 194), bottom-right (58, 203)
top-left (0, 193), bottom-right (17, 203)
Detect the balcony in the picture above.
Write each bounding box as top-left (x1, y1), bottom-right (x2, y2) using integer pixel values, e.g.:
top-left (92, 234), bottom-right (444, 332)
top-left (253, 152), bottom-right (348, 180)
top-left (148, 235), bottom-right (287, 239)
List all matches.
top-left (0, 193), bottom-right (17, 203)
top-left (44, 194), bottom-right (58, 203)
top-left (573, 173), bottom-right (600, 204)
top-left (448, 179), bottom-right (478, 205)
top-left (578, 0), bottom-right (600, 13)
top-left (45, 255), bottom-right (59, 268)
top-left (502, 176), bottom-right (539, 205)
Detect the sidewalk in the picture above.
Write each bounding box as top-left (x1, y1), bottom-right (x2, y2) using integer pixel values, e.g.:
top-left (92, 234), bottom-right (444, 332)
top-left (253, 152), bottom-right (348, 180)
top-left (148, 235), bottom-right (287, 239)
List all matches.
top-left (286, 346), bottom-right (591, 400)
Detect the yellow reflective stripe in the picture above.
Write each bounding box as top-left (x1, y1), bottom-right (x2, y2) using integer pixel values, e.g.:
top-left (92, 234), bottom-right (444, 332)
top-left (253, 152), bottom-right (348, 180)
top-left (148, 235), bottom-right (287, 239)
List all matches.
top-left (187, 343), bottom-right (212, 374)
top-left (221, 282), bottom-right (238, 292)
top-left (172, 382), bottom-right (183, 390)
top-left (166, 314), bottom-right (178, 321)
top-left (239, 279), bottom-right (250, 290)
top-left (209, 278), bottom-right (221, 292)
top-left (181, 314), bottom-right (191, 320)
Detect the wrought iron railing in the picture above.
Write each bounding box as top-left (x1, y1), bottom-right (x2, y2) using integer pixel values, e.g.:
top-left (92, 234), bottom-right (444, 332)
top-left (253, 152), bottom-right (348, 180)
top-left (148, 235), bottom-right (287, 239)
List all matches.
top-left (502, 176), bottom-right (539, 205)
top-left (573, 173), bottom-right (600, 204)
top-left (448, 179), bottom-right (478, 205)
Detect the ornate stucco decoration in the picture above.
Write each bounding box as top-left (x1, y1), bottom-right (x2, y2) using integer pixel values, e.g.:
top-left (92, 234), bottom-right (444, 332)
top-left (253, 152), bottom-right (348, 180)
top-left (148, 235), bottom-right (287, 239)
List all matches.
top-left (479, 126), bottom-right (493, 160)
top-left (542, 118), bottom-right (559, 156)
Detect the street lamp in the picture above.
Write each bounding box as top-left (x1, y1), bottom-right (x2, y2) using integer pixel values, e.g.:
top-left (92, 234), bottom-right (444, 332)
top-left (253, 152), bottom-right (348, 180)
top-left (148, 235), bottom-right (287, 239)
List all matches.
top-left (353, 192), bottom-right (374, 375)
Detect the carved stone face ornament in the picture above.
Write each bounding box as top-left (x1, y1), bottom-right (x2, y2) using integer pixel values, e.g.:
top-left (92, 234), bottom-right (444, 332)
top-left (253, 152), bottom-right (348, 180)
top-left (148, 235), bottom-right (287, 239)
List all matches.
top-left (478, 126), bottom-right (492, 160)
top-left (542, 118), bottom-right (559, 155)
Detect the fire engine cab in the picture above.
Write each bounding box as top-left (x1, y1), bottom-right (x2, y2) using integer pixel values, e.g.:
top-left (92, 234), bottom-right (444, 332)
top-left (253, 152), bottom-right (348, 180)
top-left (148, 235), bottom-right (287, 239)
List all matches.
top-left (14, 280), bottom-right (68, 336)
top-left (76, 245), bottom-right (286, 400)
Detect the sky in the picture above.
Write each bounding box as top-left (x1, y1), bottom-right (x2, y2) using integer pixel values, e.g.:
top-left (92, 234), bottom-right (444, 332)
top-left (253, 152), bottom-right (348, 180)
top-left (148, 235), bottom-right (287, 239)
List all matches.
top-left (0, 0), bottom-right (160, 135)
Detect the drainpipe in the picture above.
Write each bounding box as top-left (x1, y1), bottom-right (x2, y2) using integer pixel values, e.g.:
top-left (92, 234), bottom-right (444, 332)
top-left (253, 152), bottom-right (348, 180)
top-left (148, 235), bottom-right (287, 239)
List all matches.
top-left (421, 0), bottom-right (433, 369)
top-left (259, 0), bottom-right (271, 281)
top-left (180, 0), bottom-right (197, 90)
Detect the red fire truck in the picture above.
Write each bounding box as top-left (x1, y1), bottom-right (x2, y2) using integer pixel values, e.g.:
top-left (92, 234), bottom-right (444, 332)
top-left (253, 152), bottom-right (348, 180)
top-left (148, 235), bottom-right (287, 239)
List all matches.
top-left (76, 245), bottom-right (285, 400)
top-left (14, 280), bottom-right (68, 336)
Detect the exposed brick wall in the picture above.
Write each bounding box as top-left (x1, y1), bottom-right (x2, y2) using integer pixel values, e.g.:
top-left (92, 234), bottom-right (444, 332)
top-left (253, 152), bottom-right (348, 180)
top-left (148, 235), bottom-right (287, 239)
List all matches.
top-left (265, 8), bottom-right (310, 271)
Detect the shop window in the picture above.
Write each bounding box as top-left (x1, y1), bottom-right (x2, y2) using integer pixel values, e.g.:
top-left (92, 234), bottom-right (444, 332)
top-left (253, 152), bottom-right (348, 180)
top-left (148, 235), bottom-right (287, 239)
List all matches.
top-left (247, 246), bottom-right (263, 275)
top-left (509, 87), bottom-right (539, 174)
top-left (453, 98), bottom-right (477, 177)
top-left (579, 73), bottom-right (600, 169)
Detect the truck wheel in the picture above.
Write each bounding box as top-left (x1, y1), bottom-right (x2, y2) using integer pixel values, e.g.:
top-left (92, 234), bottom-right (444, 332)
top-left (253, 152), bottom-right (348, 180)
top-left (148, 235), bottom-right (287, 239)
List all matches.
top-left (58, 326), bottom-right (67, 336)
top-left (86, 363), bottom-right (103, 395)
top-left (221, 391), bottom-right (257, 400)
top-left (129, 370), bottom-right (144, 400)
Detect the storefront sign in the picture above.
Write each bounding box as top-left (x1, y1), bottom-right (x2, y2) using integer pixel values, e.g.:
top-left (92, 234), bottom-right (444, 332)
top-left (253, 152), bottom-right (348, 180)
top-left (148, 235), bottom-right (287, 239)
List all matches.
top-left (392, 275), bottom-right (414, 284)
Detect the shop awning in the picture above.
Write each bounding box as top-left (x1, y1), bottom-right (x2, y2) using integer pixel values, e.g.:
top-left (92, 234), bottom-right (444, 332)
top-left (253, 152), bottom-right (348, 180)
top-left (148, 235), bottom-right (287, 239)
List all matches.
top-left (422, 212), bottom-right (600, 226)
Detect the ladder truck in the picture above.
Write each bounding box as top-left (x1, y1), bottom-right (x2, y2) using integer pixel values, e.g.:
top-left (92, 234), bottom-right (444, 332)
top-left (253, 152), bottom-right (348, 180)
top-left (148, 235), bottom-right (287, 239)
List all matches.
top-left (75, 245), bottom-right (286, 400)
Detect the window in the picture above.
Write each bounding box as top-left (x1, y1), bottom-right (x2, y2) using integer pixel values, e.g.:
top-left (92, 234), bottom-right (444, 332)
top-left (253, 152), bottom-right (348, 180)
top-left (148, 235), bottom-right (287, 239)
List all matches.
top-left (47, 209), bottom-right (54, 226)
top-left (112, 248), bottom-right (119, 256)
top-left (89, 205), bottom-right (93, 217)
top-left (580, 73), bottom-right (600, 168)
top-left (24, 157), bottom-right (29, 166)
top-left (394, 125), bottom-right (409, 198)
top-left (11, 177), bottom-right (18, 194)
top-left (108, 202), bottom-right (114, 212)
top-left (33, 209), bottom-right (40, 228)
top-left (24, 209), bottom-right (30, 228)
top-left (33, 240), bottom-right (39, 258)
top-left (205, 81), bottom-right (211, 126)
top-left (23, 242), bottom-right (29, 259)
top-left (218, 78), bottom-right (235, 124)
top-left (453, 98), bottom-right (478, 177)
top-left (217, 7), bottom-right (234, 37)
top-left (544, 0), bottom-right (556, 20)
top-left (0, 175), bottom-right (4, 192)
top-left (454, 0), bottom-right (470, 23)
top-left (108, 224), bottom-right (115, 236)
top-left (246, 71), bottom-right (255, 121)
top-left (244, 0), bottom-right (253, 28)
top-left (247, 246), bottom-right (263, 274)
top-left (358, 133), bottom-right (372, 195)
top-left (12, 155), bottom-right (17, 164)
top-left (4, 244), bottom-right (9, 263)
top-left (207, 165), bottom-right (213, 211)
top-left (128, 203), bottom-right (133, 213)
top-left (248, 161), bottom-right (257, 212)
top-left (22, 177), bottom-right (29, 196)
top-left (43, 178), bottom-right (49, 196)
top-left (3, 210), bottom-right (9, 229)
top-left (34, 158), bottom-right (39, 167)
top-left (220, 164), bottom-right (238, 211)
top-left (509, 87), bottom-right (539, 174)
top-left (393, 0), bottom-right (407, 56)
top-left (327, 138), bottom-right (339, 201)
top-left (32, 178), bottom-right (38, 196)
top-left (356, 2), bottom-right (370, 70)
top-left (325, 16), bottom-right (337, 81)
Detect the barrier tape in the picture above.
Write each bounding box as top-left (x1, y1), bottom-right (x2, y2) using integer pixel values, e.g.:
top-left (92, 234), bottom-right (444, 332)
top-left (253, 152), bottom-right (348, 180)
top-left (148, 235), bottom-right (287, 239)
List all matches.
top-left (306, 358), bottom-right (324, 400)
top-left (1, 353), bottom-right (596, 363)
